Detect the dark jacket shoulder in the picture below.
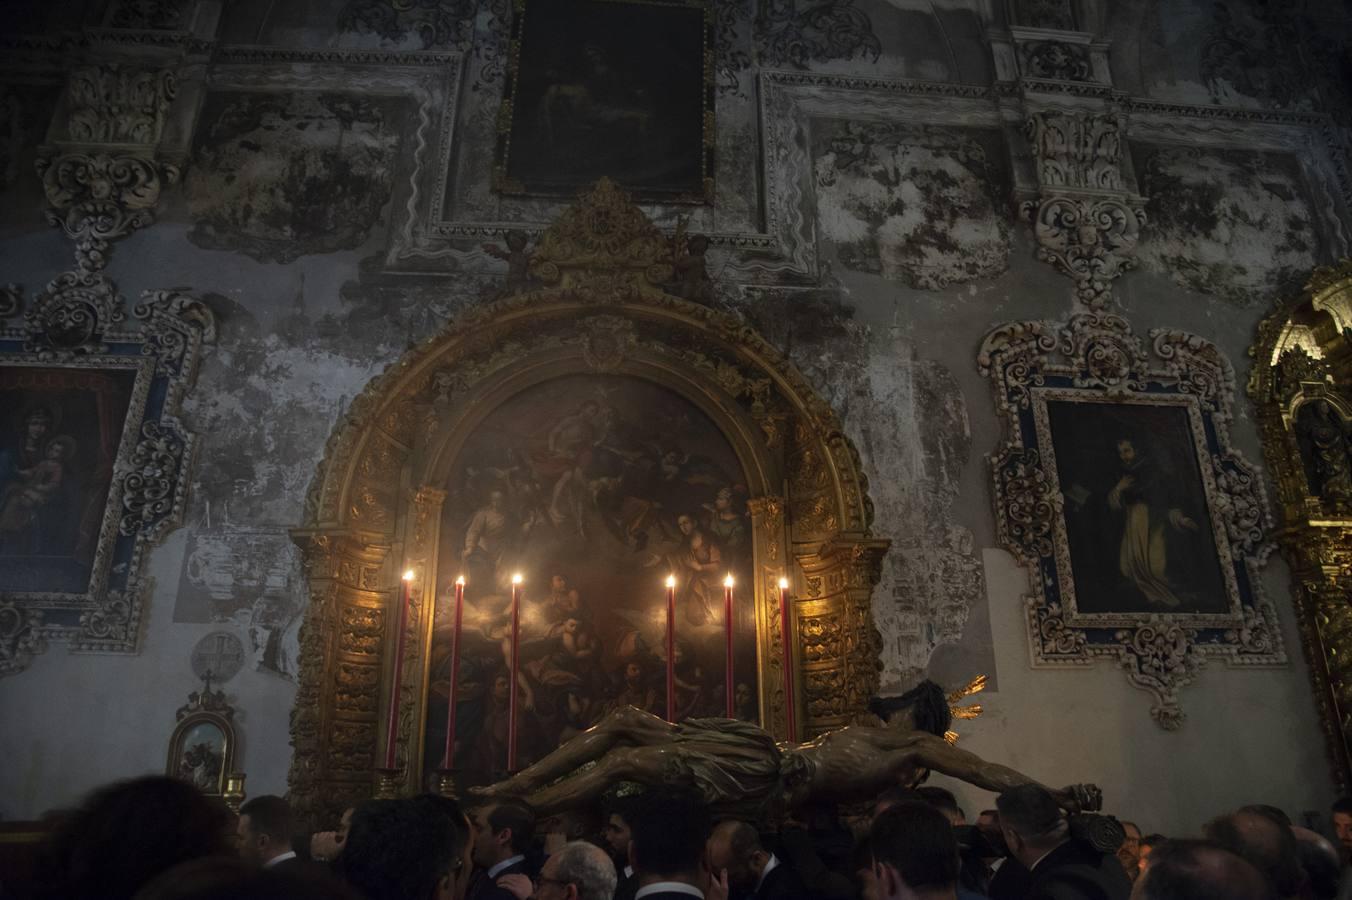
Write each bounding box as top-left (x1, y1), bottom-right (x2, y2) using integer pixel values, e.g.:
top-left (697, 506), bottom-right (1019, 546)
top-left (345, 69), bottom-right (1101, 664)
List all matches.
top-left (756, 862), bottom-right (808, 900)
top-left (1029, 841), bottom-right (1131, 900)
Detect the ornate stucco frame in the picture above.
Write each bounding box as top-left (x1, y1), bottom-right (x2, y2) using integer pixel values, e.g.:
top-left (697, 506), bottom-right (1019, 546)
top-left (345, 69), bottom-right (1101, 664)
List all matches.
top-left (288, 180), bottom-right (887, 824)
top-left (0, 287), bottom-right (214, 677)
top-left (980, 312), bottom-right (1284, 729)
top-left (1249, 259), bottom-right (1352, 791)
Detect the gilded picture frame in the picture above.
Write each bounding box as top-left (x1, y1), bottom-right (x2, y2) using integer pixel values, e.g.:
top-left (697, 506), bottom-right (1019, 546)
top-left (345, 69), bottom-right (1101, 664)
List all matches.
top-left (166, 679), bottom-right (238, 797)
top-left (980, 312), bottom-right (1285, 729)
top-left (0, 281), bottom-right (213, 677)
top-left (491, 0), bottom-right (715, 204)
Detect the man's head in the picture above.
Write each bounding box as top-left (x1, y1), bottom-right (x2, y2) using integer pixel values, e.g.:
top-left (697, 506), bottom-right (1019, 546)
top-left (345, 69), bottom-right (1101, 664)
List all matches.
top-left (706, 820), bottom-right (770, 895)
top-left (996, 784), bottom-right (1068, 869)
top-left (1204, 808), bottom-right (1305, 899)
top-left (339, 796), bottom-right (470, 900)
top-left (236, 795), bottom-right (293, 866)
top-left (1118, 820), bottom-right (1143, 878)
top-left (914, 787), bottom-right (965, 826)
top-left (1292, 825), bottom-right (1340, 900)
top-left (471, 800), bottom-right (534, 869)
top-left (1117, 438), bottom-right (1137, 466)
top-left (1331, 798), bottom-right (1352, 856)
top-left (627, 788), bottom-right (710, 885)
top-left (677, 514), bottom-right (695, 535)
top-left (602, 795), bottom-right (638, 862)
top-left (1131, 839), bottom-right (1268, 900)
top-left (551, 575), bottom-right (568, 593)
top-left (535, 841), bottom-right (617, 900)
top-left (870, 801), bottom-right (960, 900)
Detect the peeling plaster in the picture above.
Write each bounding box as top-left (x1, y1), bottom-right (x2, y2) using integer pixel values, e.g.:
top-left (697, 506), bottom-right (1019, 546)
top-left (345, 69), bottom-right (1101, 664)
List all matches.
top-left (1137, 146), bottom-right (1320, 307)
top-left (814, 122), bottom-right (1010, 290)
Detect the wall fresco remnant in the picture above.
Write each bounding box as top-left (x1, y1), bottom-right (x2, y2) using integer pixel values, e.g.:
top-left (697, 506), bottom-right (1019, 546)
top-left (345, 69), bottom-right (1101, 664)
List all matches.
top-left (186, 92), bottom-right (406, 264)
top-left (813, 122), bottom-right (1011, 290)
top-left (1138, 146), bottom-right (1321, 307)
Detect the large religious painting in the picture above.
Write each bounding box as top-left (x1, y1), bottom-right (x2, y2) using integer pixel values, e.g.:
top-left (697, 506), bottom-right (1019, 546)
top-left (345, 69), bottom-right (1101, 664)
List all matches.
top-left (424, 374), bottom-right (757, 785)
top-left (1043, 400), bottom-right (1230, 616)
top-left (0, 366), bottom-right (137, 593)
top-left (492, 0), bottom-right (714, 203)
top-left (982, 313), bottom-right (1285, 729)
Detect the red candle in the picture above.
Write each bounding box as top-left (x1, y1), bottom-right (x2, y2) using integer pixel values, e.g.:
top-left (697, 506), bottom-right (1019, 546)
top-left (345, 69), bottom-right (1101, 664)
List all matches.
top-left (778, 577), bottom-right (797, 743)
top-left (384, 570), bottom-right (414, 770)
top-left (441, 576), bottom-right (465, 769)
top-left (724, 575), bottom-right (735, 719)
top-left (665, 575), bottom-right (677, 722)
top-left (507, 573), bottom-right (522, 772)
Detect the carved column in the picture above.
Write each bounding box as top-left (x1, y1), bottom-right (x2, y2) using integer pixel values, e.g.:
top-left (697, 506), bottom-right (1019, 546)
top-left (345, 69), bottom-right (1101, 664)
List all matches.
top-left (288, 530), bottom-right (391, 827)
top-left (796, 537), bottom-right (888, 736)
top-left (393, 486), bottom-right (446, 792)
top-left (1250, 260), bottom-right (1352, 791)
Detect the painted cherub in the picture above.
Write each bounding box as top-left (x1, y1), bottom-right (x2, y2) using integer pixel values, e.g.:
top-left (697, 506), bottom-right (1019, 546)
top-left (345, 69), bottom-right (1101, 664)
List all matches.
top-left (482, 229), bottom-right (536, 294)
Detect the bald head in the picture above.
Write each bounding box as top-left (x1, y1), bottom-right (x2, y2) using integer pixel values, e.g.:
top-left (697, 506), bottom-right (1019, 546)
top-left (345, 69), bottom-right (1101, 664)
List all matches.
top-left (543, 841), bottom-right (617, 900)
top-left (1133, 839), bottom-right (1269, 900)
top-left (1204, 809), bottom-right (1303, 898)
top-left (706, 820), bottom-right (768, 895)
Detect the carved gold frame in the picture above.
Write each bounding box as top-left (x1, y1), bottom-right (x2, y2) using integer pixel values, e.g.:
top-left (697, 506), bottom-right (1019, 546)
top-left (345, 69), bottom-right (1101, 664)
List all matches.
top-left (1249, 259), bottom-right (1352, 791)
top-left (287, 180), bottom-right (887, 824)
top-left (980, 312), bottom-right (1285, 730)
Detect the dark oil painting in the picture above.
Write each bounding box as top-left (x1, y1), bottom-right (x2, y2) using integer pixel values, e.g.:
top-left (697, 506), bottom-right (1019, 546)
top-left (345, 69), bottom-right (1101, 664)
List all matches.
top-left (424, 374), bottom-right (758, 784)
top-left (495, 0), bottom-right (712, 201)
top-left (1046, 400), bottom-right (1229, 616)
top-left (0, 365), bottom-right (137, 593)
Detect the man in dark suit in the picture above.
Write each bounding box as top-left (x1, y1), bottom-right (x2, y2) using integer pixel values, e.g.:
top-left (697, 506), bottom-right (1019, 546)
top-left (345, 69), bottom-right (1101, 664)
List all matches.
top-left (237, 795), bottom-right (315, 876)
top-left (627, 787), bottom-right (712, 900)
top-left (468, 799), bottom-right (535, 900)
top-left (604, 794), bottom-right (641, 900)
top-left (706, 819), bottom-right (808, 900)
top-left (871, 800), bottom-right (977, 900)
top-left (997, 785), bottom-right (1131, 900)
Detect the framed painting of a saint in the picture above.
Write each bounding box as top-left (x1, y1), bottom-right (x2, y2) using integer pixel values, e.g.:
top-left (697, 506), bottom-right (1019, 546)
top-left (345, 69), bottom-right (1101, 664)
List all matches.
top-left (982, 314), bottom-right (1284, 728)
top-left (1040, 399), bottom-right (1232, 617)
top-left (0, 366), bottom-right (139, 594)
top-left (492, 0), bottom-right (714, 203)
top-left (0, 287), bottom-right (212, 677)
top-left (422, 374), bottom-right (757, 786)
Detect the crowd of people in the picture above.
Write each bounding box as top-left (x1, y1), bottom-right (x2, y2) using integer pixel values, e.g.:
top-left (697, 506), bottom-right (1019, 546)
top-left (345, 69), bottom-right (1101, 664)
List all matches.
top-left (11, 767), bottom-right (1352, 900)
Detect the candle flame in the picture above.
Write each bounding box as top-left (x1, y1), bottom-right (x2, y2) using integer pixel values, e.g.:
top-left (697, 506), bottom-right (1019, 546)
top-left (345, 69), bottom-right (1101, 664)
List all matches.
top-left (511, 573), bottom-right (523, 585)
top-left (724, 574), bottom-right (734, 588)
top-left (778, 577), bottom-right (789, 590)
top-left (402, 570), bottom-right (415, 581)
top-left (455, 575), bottom-right (465, 586)
top-left (665, 575), bottom-right (676, 589)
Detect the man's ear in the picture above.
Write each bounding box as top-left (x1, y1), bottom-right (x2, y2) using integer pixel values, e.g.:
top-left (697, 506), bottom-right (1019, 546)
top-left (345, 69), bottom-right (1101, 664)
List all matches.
top-left (496, 827), bottom-right (513, 849)
top-left (435, 872), bottom-right (453, 900)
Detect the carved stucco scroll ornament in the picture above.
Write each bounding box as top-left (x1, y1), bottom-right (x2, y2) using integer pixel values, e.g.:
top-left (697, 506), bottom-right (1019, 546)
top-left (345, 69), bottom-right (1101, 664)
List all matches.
top-left (286, 179), bottom-right (885, 822)
top-left (1021, 112), bottom-right (1146, 310)
top-left (37, 63), bottom-right (179, 276)
top-left (1249, 259), bottom-right (1352, 791)
top-left (0, 288), bottom-right (214, 676)
top-left (981, 312), bottom-right (1284, 729)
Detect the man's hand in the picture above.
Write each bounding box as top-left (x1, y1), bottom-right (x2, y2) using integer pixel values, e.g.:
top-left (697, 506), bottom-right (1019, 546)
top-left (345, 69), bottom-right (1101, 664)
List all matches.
top-left (705, 867), bottom-right (731, 900)
top-left (310, 830), bottom-right (343, 861)
top-left (1055, 783), bottom-right (1103, 813)
top-left (496, 873), bottom-right (533, 900)
top-left (1168, 509), bottom-right (1197, 531)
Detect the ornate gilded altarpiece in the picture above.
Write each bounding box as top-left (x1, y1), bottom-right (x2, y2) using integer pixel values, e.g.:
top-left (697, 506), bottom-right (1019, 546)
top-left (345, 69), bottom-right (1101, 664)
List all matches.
top-left (980, 313), bottom-right (1284, 729)
top-left (288, 180), bottom-right (887, 825)
top-left (1250, 259), bottom-right (1352, 791)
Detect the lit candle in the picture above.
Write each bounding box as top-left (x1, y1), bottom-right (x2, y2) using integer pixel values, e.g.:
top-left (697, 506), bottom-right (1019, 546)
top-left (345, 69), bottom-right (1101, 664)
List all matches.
top-left (384, 570), bottom-right (415, 770)
top-left (724, 574), bottom-right (735, 719)
top-left (665, 575), bottom-right (677, 722)
top-left (442, 576), bottom-right (465, 770)
top-left (779, 577), bottom-right (797, 743)
top-left (508, 573), bottom-right (523, 773)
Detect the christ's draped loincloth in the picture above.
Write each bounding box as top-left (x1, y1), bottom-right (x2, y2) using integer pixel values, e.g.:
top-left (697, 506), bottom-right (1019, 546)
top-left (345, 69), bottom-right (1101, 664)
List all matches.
top-left (662, 718), bottom-right (782, 816)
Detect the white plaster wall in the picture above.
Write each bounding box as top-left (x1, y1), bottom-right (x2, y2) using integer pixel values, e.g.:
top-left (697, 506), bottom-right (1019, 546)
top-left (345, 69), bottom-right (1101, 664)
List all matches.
top-left (0, 529), bottom-right (297, 820)
top-left (929, 550), bottom-right (1333, 837)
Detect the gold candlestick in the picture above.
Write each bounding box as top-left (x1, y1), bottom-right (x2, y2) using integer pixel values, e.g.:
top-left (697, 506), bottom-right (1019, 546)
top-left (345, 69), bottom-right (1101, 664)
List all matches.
top-left (434, 768), bottom-right (457, 799)
top-left (372, 766), bottom-right (402, 800)
top-left (223, 772), bottom-right (247, 814)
